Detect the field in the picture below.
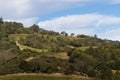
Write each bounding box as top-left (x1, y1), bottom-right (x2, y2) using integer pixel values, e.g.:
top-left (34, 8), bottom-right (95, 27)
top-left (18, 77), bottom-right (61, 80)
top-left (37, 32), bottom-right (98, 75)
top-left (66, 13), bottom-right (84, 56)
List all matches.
top-left (77, 46), bottom-right (98, 51)
top-left (20, 45), bottom-right (49, 53)
top-left (9, 34), bottom-right (28, 41)
top-left (47, 52), bottom-right (69, 59)
top-left (0, 74), bottom-right (94, 80)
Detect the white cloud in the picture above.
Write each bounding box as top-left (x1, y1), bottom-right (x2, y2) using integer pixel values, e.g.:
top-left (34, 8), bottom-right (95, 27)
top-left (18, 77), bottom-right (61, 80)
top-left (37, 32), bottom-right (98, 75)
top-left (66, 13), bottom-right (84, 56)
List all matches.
top-left (38, 13), bottom-right (120, 41)
top-left (104, 28), bottom-right (120, 41)
top-left (38, 14), bottom-right (100, 34)
top-left (0, 0), bottom-right (119, 26)
top-left (96, 15), bottom-right (120, 27)
top-left (111, 0), bottom-right (120, 4)
top-left (0, 0), bottom-right (30, 18)
top-left (0, 0), bottom-right (94, 18)
top-left (0, 0), bottom-right (95, 26)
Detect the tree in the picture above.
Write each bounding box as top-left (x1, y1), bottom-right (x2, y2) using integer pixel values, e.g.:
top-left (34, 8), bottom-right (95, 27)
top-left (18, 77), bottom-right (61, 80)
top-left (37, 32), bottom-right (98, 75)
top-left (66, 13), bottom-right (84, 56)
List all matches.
top-left (18, 61), bottom-right (29, 72)
top-left (64, 64), bottom-right (74, 75)
top-left (71, 33), bottom-right (75, 36)
top-left (39, 62), bottom-right (58, 73)
top-left (95, 61), bottom-right (112, 80)
top-left (30, 24), bottom-right (39, 33)
top-left (77, 34), bottom-right (89, 38)
top-left (94, 34), bottom-right (97, 38)
top-left (67, 49), bottom-right (74, 56)
top-left (0, 17), bottom-right (3, 25)
top-left (61, 31), bottom-right (68, 36)
top-left (113, 71), bottom-right (120, 80)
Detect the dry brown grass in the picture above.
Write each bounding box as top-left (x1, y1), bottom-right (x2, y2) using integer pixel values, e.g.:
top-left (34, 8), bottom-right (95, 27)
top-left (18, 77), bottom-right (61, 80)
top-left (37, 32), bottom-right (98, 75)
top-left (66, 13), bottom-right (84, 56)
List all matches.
top-left (47, 52), bottom-right (69, 59)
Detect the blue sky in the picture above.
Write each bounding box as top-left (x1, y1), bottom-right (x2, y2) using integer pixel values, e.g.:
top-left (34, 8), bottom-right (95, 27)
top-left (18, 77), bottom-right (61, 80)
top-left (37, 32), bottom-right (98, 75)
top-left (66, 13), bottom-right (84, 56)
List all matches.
top-left (0, 0), bottom-right (120, 41)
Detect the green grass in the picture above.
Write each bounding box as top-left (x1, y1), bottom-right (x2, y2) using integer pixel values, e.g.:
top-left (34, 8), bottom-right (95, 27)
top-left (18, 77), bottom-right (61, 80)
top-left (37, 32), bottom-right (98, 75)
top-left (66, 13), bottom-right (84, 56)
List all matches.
top-left (21, 45), bottom-right (48, 53)
top-left (9, 34), bottom-right (49, 53)
top-left (9, 34), bottom-right (28, 41)
top-left (112, 70), bottom-right (120, 74)
top-left (77, 46), bottom-right (98, 51)
top-left (47, 52), bottom-right (69, 59)
top-left (0, 75), bottom-right (93, 80)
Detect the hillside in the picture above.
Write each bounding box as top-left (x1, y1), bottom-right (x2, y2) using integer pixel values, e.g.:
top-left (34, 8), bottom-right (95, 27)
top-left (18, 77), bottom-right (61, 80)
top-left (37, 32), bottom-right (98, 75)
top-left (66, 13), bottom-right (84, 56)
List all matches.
top-left (0, 19), bottom-right (120, 80)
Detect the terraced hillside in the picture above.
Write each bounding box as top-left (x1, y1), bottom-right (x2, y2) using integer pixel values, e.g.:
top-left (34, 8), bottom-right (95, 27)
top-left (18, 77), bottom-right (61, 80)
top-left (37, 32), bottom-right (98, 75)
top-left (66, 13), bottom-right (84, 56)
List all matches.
top-left (0, 21), bottom-right (120, 80)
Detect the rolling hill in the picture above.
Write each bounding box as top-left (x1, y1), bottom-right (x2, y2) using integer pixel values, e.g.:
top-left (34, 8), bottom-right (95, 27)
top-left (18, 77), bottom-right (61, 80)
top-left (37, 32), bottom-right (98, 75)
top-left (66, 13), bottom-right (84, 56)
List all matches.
top-left (0, 20), bottom-right (120, 80)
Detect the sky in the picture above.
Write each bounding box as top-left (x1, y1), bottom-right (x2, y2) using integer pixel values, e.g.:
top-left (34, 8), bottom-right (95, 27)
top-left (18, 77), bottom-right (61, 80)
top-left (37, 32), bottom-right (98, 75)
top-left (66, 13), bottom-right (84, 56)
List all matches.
top-left (0, 0), bottom-right (120, 41)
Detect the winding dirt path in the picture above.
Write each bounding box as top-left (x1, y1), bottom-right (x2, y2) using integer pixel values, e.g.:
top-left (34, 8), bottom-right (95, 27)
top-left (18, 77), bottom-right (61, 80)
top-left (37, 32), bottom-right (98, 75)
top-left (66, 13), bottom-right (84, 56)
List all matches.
top-left (15, 41), bottom-right (23, 51)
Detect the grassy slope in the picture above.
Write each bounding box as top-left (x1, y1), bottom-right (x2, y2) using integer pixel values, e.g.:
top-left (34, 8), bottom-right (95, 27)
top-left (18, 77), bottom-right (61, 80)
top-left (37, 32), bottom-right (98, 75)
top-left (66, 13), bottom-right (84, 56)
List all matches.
top-left (112, 70), bottom-right (120, 74)
top-left (9, 34), bottom-right (49, 53)
top-left (0, 74), bottom-right (94, 80)
top-left (9, 34), bottom-right (28, 41)
top-left (77, 46), bottom-right (98, 51)
top-left (9, 34), bottom-right (71, 60)
top-left (46, 52), bottom-right (69, 59)
top-left (8, 34), bottom-right (99, 60)
top-left (1, 34), bottom-right (99, 80)
top-left (20, 45), bottom-right (48, 53)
